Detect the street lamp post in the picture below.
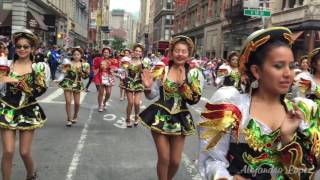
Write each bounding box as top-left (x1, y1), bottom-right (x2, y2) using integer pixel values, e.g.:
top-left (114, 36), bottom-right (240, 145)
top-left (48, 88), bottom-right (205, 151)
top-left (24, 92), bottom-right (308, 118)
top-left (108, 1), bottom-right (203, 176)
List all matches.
top-left (261, 0), bottom-right (266, 28)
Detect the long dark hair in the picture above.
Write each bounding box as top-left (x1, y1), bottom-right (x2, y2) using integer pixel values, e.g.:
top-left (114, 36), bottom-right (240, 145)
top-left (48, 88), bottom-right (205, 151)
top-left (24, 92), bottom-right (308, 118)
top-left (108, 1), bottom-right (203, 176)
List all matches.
top-left (311, 53), bottom-right (320, 75)
top-left (227, 51), bottom-right (239, 64)
top-left (244, 40), bottom-right (291, 93)
top-left (168, 59), bottom-right (190, 81)
top-left (71, 48), bottom-right (85, 62)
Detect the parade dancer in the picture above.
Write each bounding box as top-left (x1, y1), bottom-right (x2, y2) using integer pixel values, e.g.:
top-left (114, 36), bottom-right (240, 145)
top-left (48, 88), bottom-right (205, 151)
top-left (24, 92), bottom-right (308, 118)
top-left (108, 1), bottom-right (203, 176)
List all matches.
top-left (119, 48), bottom-right (131, 100)
top-left (293, 50), bottom-right (320, 99)
top-left (93, 47), bottom-right (112, 111)
top-left (122, 44), bottom-right (149, 127)
top-left (291, 55), bottom-right (313, 98)
top-left (57, 47), bottom-right (90, 126)
top-left (117, 56), bottom-right (130, 101)
top-left (303, 48), bottom-right (320, 102)
top-left (198, 27), bottom-right (320, 180)
top-left (215, 51), bottom-right (241, 89)
top-left (0, 29), bottom-right (49, 180)
top-left (92, 47), bottom-right (114, 112)
top-left (99, 56), bottom-right (115, 112)
top-left (140, 36), bottom-right (204, 180)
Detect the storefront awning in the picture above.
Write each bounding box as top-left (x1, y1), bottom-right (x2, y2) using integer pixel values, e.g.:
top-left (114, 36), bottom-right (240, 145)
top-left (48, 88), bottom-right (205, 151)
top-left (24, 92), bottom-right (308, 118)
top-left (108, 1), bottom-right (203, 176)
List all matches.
top-left (292, 31), bottom-right (304, 41)
top-left (27, 11), bottom-right (48, 30)
top-left (0, 10), bottom-right (12, 27)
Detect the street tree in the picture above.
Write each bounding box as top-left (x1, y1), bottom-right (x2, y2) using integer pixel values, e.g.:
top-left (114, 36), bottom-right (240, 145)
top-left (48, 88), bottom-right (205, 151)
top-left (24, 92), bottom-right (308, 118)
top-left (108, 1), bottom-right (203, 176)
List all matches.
top-left (111, 37), bottom-right (126, 51)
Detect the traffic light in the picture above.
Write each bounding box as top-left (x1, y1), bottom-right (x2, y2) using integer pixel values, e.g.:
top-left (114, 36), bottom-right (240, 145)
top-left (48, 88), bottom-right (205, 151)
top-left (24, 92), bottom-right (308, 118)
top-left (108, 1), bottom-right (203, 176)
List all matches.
top-left (57, 32), bottom-right (62, 39)
top-left (103, 40), bottom-right (109, 45)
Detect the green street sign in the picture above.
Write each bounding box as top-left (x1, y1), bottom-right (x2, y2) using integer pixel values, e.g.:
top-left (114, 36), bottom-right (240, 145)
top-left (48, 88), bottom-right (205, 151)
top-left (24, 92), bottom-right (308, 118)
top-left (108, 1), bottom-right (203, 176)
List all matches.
top-left (244, 9), bottom-right (271, 17)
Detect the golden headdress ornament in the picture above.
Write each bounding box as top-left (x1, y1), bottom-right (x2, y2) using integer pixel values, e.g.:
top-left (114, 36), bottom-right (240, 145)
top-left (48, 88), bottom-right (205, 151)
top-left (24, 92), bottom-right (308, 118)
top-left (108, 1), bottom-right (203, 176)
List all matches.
top-left (12, 29), bottom-right (39, 47)
top-left (169, 35), bottom-right (195, 57)
top-left (239, 27), bottom-right (293, 73)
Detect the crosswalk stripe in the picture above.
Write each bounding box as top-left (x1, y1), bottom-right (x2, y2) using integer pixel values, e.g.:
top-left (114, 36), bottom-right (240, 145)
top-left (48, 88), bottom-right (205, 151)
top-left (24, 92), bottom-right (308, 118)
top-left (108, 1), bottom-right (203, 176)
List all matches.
top-left (40, 89), bottom-right (88, 104)
top-left (79, 92), bottom-right (87, 104)
top-left (40, 88), bottom-right (64, 103)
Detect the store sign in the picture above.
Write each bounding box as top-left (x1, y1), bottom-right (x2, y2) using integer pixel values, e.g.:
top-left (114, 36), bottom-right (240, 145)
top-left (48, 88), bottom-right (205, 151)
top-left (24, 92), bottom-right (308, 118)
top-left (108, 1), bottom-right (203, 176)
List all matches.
top-left (27, 12), bottom-right (39, 29)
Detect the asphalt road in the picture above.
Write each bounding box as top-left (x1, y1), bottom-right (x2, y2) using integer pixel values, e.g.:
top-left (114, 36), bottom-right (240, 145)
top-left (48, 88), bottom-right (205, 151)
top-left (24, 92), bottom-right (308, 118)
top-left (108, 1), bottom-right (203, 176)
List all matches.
top-left (4, 79), bottom-right (216, 180)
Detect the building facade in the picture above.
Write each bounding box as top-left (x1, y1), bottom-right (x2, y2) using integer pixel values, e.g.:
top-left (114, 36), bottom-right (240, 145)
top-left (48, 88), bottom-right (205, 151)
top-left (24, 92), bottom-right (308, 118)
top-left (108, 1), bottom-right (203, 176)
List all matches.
top-left (153, 0), bottom-right (174, 54)
top-left (68, 0), bottom-right (89, 47)
top-left (271, 0), bottom-right (320, 59)
top-left (109, 9), bottom-right (137, 48)
top-left (147, 0), bottom-right (155, 53)
top-left (138, 0), bottom-right (151, 53)
top-left (124, 12), bottom-right (135, 46)
top-left (110, 9), bottom-right (125, 30)
top-left (222, 0), bottom-right (266, 58)
top-left (174, 0), bottom-right (226, 58)
top-left (173, 0), bottom-right (320, 60)
top-left (173, 0), bottom-right (272, 59)
top-left (88, 0), bottom-right (110, 49)
top-left (174, 0), bottom-right (205, 57)
top-left (0, 0), bottom-right (89, 47)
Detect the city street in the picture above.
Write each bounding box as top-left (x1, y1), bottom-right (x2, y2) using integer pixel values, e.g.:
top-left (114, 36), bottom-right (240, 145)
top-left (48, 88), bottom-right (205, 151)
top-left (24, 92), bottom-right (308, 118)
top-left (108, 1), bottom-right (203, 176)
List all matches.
top-left (1, 0), bottom-right (320, 179)
top-left (6, 80), bottom-right (216, 180)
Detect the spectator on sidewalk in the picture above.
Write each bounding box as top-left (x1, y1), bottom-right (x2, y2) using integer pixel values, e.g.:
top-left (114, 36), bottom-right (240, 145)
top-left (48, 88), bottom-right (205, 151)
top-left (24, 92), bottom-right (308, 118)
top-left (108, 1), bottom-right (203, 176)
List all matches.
top-left (48, 45), bottom-right (60, 80)
top-left (84, 49), bottom-right (94, 92)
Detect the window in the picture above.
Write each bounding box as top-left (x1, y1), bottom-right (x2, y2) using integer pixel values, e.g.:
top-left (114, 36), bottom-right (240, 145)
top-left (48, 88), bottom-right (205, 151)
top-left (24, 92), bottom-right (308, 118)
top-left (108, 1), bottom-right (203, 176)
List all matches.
top-left (167, 0), bottom-right (173, 9)
top-left (198, 37), bottom-right (203, 47)
top-left (259, 0), bottom-right (270, 8)
top-left (214, 0), bottom-right (220, 18)
top-left (289, 0), bottom-right (295, 8)
top-left (300, 0), bottom-right (304, 5)
top-left (237, 38), bottom-right (242, 46)
top-left (165, 15), bottom-right (173, 25)
top-left (165, 28), bottom-right (170, 40)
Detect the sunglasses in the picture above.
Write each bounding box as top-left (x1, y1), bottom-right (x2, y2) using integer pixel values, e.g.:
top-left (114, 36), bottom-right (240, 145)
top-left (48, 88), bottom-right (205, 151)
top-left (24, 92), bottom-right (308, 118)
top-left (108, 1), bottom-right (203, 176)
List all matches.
top-left (16, 45), bottom-right (31, 50)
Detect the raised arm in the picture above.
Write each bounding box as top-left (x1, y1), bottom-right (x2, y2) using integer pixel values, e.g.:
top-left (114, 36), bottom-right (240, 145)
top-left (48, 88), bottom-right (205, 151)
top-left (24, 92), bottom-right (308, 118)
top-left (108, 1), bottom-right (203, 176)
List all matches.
top-left (198, 87), bottom-right (242, 180)
top-left (179, 68), bottom-right (204, 105)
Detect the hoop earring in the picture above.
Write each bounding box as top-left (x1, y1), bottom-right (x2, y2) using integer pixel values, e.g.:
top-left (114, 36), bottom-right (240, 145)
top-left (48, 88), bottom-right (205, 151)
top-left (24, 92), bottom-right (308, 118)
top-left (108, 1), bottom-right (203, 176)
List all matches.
top-left (250, 80), bottom-right (259, 89)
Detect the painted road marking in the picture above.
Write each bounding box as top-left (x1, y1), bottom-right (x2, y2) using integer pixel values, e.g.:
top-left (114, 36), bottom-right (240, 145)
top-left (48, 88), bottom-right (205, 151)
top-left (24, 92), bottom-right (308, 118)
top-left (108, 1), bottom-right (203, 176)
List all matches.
top-left (39, 91), bottom-right (88, 105)
top-left (113, 117), bottom-right (127, 129)
top-left (103, 114), bottom-right (116, 121)
top-left (101, 114), bottom-right (132, 129)
top-left (40, 88), bottom-right (64, 102)
top-left (66, 107), bottom-right (94, 180)
top-left (182, 153), bottom-right (202, 180)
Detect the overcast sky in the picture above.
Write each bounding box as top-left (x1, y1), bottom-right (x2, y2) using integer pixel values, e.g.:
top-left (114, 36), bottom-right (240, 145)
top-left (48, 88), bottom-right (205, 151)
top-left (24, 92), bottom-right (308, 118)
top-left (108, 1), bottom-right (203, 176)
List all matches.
top-left (110, 0), bottom-right (141, 13)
